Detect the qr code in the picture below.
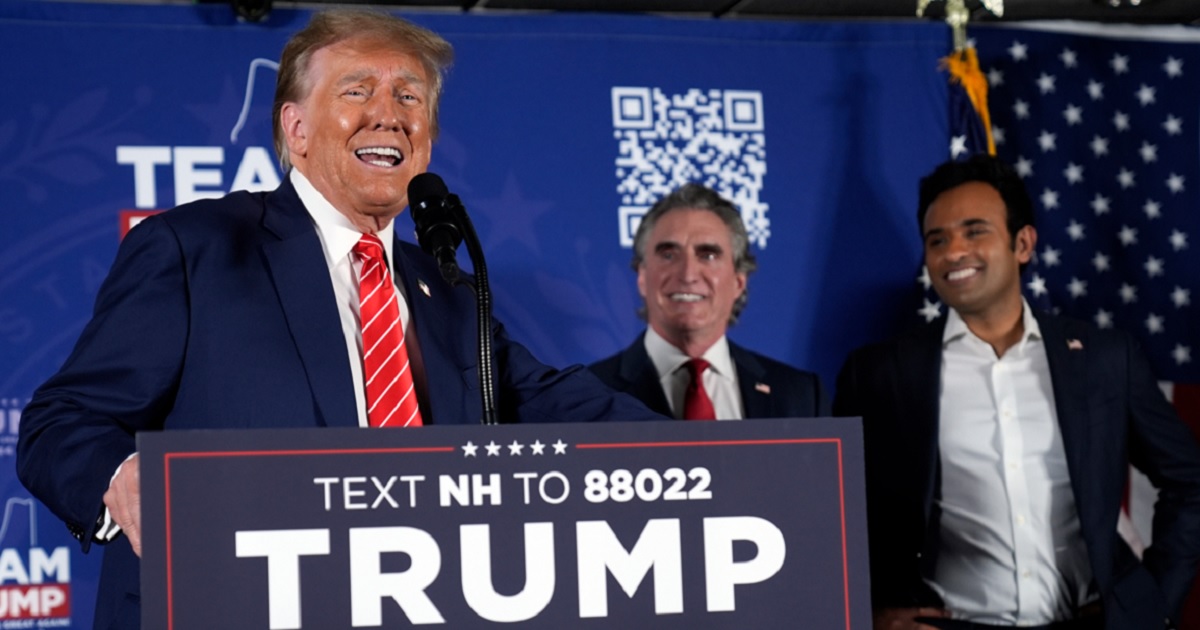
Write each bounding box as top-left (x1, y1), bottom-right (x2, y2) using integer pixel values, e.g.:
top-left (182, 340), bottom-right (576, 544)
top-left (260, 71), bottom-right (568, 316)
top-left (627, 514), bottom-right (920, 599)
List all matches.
top-left (612, 87), bottom-right (769, 248)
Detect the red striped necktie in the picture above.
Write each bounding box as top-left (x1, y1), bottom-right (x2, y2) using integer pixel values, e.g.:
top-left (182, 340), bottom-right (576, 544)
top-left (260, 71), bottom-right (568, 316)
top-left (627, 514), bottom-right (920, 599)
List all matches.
top-left (682, 358), bottom-right (716, 421)
top-left (353, 234), bottom-right (423, 428)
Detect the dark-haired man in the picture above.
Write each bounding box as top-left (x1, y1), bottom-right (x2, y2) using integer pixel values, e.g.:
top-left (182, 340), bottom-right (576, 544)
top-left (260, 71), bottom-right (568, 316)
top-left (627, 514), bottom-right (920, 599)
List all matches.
top-left (591, 183), bottom-right (826, 420)
top-left (834, 154), bottom-right (1200, 630)
top-left (17, 10), bottom-right (658, 628)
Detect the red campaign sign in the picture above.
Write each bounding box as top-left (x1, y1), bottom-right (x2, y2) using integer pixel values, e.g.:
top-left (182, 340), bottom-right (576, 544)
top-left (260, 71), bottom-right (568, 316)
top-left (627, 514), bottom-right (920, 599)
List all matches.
top-left (0, 584), bottom-right (71, 619)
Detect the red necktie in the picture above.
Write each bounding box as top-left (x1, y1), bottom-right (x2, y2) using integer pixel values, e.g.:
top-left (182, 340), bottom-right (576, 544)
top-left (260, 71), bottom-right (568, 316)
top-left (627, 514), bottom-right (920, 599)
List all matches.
top-left (682, 358), bottom-right (716, 420)
top-left (353, 234), bottom-right (423, 428)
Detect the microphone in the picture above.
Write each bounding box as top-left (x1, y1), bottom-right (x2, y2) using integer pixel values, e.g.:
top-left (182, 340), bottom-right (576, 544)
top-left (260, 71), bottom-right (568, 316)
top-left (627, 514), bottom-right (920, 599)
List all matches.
top-left (407, 172), bottom-right (464, 285)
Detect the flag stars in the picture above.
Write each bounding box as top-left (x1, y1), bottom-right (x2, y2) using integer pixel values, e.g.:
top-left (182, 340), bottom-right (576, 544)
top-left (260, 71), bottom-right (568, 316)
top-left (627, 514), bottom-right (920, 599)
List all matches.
top-left (1094, 309), bottom-right (1114, 329)
top-left (1091, 193), bottom-right (1111, 215)
top-left (1064, 162), bottom-right (1084, 184)
top-left (1063, 104), bottom-right (1083, 125)
top-left (992, 126), bottom-right (1006, 145)
top-left (1113, 111), bottom-right (1131, 132)
top-left (1092, 252), bottom-right (1110, 272)
top-left (1166, 173), bottom-right (1186, 194)
top-left (1163, 56), bottom-right (1183, 78)
top-left (1038, 130), bottom-right (1057, 152)
top-left (1144, 256), bottom-right (1165, 278)
top-left (1009, 40), bottom-right (1029, 61)
top-left (1117, 168), bottom-right (1136, 189)
top-left (950, 135), bottom-right (969, 158)
top-left (1145, 313), bottom-right (1164, 334)
top-left (1143, 199), bottom-right (1162, 219)
top-left (1120, 283), bottom-right (1138, 303)
top-left (1089, 135), bottom-right (1110, 157)
top-left (1060, 48), bottom-right (1078, 68)
top-left (1027, 274), bottom-right (1048, 297)
top-left (1171, 286), bottom-right (1191, 308)
top-left (1015, 156), bottom-right (1034, 178)
top-left (1111, 53), bottom-right (1130, 74)
top-left (987, 67), bottom-right (1004, 87)
top-left (918, 299), bottom-right (942, 323)
top-left (1118, 225), bottom-right (1138, 246)
top-left (1169, 230), bottom-right (1189, 251)
top-left (1041, 188), bottom-right (1060, 209)
top-left (1037, 73), bottom-right (1058, 94)
top-left (1067, 277), bottom-right (1088, 298)
top-left (1139, 142), bottom-right (1158, 163)
top-left (1014, 99), bottom-right (1031, 120)
top-left (1163, 115), bottom-right (1183, 135)
top-left (1087, 80), bottom-right (1104, 100)
top-left (918, 265), bottom-right (932, 289)
top-left (1067, 220), bottom-right (1085, 241)
top-left (1042, 246), bottom-right (1062, 267)
top-left (1135, 84), bottom-right (1157, 106)
top-left (1173, 345), bottom-right (1192, 365)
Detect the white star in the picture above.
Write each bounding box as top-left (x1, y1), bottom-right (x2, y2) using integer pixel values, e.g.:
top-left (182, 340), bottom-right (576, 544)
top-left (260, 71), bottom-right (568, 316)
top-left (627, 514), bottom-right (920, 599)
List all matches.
top-left (1067, 220), bottom-right (1085, 241)
top-left (1038, 130), bottom-right (1057, 152)
top-left (1143, 199), bottom-right (1162, 219)
top-left (1087, 79), bottom-right (1105, 100)
top-left (507, 440), bottom-right (524, 456)
top-left (1013, 99), bottom-right (1031, 120)
top-left (530, 440), bottom-right (546, 455)
top-left (1037, 73), bottom-right (1057, 94)
top-left (1169, 229), bottom-right (1189, 251)
top-left (1015, 156), bottom-right (1034, 178)
top-left (1113, 110), bottom-right (1130, 132)
top-left (1136, 84), bottom-right (1157, 106)
top-left (1092, 252), bottom-right (1110, 272)
top-left (1089, 135), bottom-right (1109, 157)
top-left (1173, 345), bottom-right (1193, 365)
top-left (1164, 114), bottom-right (1183, 135)
top-left (1118, 225), bottom-right (1138, 246)
top-left (1167, 173), bottom-right (1186, 194)
top-left (950, 134), bottom-right (968, 158)
top-left (1111, 53), bottom-right (1129, 74)
top-left (1120, 283), bottom-right (1138, 303)
top-left (987, 67), bottom-right (1004, 87)
top-left (1063, 162), bottom-right (1084, 184)
top-left (918, 265), bottom-right (932, 289)
top-left (1144, 256), bottom-right (1165, 278)
top-left (462, 441), bottom-right (479, 457)
top-left (1027, 274), bottom-right (1048, 297)
top-left (1117, 168), bottom-right (1136, 189)
top-left (1145, 313), bottom-right (1164, 334)
top-left (1042, 246), bottom-right (1062, 267)
top-left (918, 298), bottom-right (942, 323)
top-left (552, 439), bottom-right (568, 455)
top-left (1171, 286), bottom-right (1191, 308)
top-left (1060, 48), bottom-right (1078, 68)
top-left (1164, 56), bottom-right (1184, 78)
top-left (1139, 141), bottom-right (1158, 163)
top-left (1067, 277), bottom-right (1088, 298)
top-left (992, 126), bottom-right (1006, 145)
top-left (1009, 40), bottom-right (1029, 61)
top-left (1091, 193), bottom-right (1111, 215)
top-left (1094, 309), bottom-right (1114, 329)
top-left (485, 441), bottom-right (501, 456)
top-left (1063, 104), bottom-right (1082, 125)
top-left (1041, 188), bottom-right (1060, 209)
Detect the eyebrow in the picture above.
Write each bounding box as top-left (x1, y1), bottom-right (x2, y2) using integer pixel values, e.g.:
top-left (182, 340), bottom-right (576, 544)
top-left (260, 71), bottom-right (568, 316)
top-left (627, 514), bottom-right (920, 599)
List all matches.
top-left (336, 69), bottom-right (427, 90)
top-left (923, 217), bottom-right (991, 239)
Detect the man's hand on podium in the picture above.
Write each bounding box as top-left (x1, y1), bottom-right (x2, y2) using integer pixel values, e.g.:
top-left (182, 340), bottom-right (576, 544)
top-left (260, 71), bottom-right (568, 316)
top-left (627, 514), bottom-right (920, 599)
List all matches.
top-left (104, 453), bottom-right (142, 557)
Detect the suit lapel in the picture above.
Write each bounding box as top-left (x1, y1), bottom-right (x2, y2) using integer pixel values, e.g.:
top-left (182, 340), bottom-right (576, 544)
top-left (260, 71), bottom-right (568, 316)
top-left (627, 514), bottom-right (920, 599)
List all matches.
top-left (730, 342), bottom-right (770, 419)
top-left (618, 335), bottom-right (673, 417)
top-left (1036, 311), bottom-right (1094, 523)
top-left (260, 179), bottom-right (359, 427)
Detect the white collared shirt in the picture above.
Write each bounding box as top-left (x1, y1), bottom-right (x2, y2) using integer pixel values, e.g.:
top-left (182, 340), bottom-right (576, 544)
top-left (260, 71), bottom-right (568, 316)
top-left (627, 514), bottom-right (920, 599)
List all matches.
top-left (292, 168), bottom-right (414, 428)
top-left (928, 301), bottom-right (1095, 625)
top-left (643, 327), bottom-right (743, 420)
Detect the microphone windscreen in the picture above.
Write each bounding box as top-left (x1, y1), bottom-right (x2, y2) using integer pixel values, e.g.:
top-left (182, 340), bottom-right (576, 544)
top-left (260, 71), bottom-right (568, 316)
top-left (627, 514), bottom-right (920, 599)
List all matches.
top-left (408, 172), bottom-right (450, 209)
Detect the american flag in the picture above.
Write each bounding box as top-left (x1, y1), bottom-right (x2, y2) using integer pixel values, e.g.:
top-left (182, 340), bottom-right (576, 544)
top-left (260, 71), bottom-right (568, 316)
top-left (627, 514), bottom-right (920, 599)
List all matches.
top-left (933, 22), bottom-right (1200, 626)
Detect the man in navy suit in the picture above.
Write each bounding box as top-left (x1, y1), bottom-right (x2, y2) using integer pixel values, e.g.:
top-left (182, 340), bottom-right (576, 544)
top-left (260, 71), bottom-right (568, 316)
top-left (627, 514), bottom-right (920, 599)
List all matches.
top-left (16, 10), bottom-right (658, 629)
top-left (590, 183), bottom-right (826, 420)
top-left (834, 155), bottom-right (1200, 630)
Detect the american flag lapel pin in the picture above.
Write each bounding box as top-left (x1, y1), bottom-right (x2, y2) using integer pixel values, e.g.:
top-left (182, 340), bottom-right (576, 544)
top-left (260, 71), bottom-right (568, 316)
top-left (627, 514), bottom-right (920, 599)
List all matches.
top-left (1067, 339), bottom-right (1083, 350)
top-left (417, 279), bottom-right (431, 297)
top-left (755, 382), bottom-right (771, 394)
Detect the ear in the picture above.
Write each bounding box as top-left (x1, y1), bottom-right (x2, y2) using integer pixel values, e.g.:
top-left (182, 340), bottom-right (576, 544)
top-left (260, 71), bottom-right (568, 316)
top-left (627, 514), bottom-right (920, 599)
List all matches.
top-left (636, 265), bottom-right (648, 301)
top-left (734, 270), bottom-right (748, 298)
top-left (280, 102), bottom-right (308, 159)
top-left (1014, 225), bottom-right (1037, 264)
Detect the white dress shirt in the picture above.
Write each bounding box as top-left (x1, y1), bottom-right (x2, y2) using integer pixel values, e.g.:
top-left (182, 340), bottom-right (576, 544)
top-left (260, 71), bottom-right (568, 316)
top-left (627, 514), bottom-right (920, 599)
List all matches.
top-left (928, 301), bottom-right (1096, 625)
top-left (643, 327), bottom-right (743, 420)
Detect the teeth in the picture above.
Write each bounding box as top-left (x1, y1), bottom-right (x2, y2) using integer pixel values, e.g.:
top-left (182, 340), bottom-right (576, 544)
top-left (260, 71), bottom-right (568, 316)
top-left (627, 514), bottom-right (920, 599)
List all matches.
top-left (947, 268), bottom-right (977, 281)
top-left (356, 147), bottom-right (401, 158)
top-left (670, 293), bottom-right (704, 302)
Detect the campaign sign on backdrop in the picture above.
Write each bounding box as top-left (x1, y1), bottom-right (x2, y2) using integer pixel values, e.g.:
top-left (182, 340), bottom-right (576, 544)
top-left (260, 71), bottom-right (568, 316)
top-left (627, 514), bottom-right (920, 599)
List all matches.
top-left (138, 419), bottom-right (867, 629)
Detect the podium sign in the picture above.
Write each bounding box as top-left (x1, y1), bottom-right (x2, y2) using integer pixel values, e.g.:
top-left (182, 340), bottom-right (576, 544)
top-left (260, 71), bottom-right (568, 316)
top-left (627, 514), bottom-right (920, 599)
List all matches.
top-left (139, 418), bottom-right (869, 629)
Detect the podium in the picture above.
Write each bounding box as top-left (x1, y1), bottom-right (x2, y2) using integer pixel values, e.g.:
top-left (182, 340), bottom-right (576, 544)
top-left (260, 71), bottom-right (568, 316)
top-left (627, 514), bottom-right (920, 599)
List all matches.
top-left (139, 418), bottom-right (870, 629)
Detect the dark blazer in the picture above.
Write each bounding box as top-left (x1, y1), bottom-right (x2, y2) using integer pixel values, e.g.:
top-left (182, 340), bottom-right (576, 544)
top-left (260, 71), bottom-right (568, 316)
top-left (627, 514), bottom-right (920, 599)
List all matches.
top-left (833, 310), bottom-right (1200, 629)
top-left (589, 332), bottom-right (829, 419)
top-left (16, 179), bottom-right (659, 630)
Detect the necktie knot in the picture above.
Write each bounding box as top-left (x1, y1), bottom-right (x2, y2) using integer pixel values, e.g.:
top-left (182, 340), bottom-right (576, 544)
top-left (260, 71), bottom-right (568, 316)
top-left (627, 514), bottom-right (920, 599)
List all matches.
top-left (353, 234), bottom-right (386, 262)
top-left (682, 357), bottom-right (715, 421)
top-left (685, 358), bottom-right (711, 380)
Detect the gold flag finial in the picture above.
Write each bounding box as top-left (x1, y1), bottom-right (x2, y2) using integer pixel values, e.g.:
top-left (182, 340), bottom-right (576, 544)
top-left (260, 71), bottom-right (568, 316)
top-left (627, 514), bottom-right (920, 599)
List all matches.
top-left (917, 0), bottom-right (1004, 52)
